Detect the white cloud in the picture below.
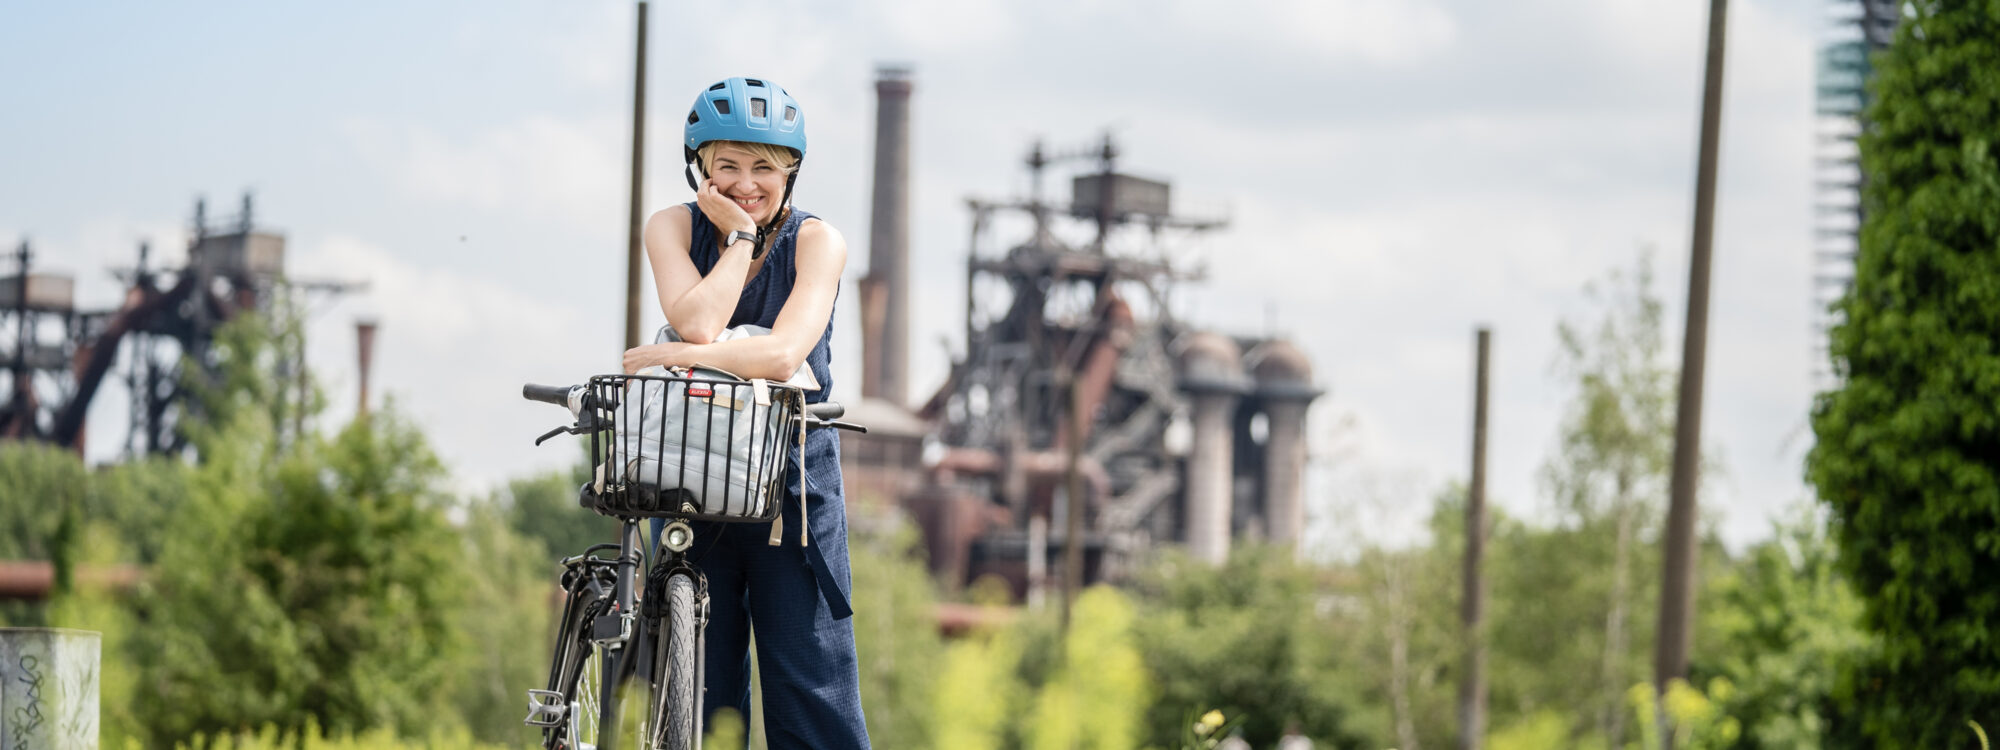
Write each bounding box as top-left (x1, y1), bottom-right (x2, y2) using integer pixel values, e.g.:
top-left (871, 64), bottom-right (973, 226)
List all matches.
top-left (1167, 0), bottom-right (1460, 67)
top-left (292, 234), bottom-right (602, 491)
top-left (862, 0), bottom-right (1024, 54)
top-left (339, 115), bottom-right (624, 227)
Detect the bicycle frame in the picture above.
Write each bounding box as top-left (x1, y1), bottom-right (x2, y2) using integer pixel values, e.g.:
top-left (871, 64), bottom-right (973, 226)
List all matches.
top-left (522, 378), bottom-right (861, 750)
top-left (591, 516), bottom-right (713, 750)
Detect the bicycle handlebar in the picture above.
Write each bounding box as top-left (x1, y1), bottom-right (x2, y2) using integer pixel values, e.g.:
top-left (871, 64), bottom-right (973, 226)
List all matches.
top-left (523, 379), bottom-right (866, 445)
top-left (523, 383), bottom-right (571, 407)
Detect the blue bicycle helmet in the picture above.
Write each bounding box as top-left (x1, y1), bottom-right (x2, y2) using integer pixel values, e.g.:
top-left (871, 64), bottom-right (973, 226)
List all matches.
top-left (684, 76), bottom-right (806, 163)
top-left (683, 77), bottom-right (807, 249)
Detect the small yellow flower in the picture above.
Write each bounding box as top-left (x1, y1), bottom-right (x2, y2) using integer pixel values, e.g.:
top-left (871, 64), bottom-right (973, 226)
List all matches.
top-left (1201, 710), bottom-right (1226, 730)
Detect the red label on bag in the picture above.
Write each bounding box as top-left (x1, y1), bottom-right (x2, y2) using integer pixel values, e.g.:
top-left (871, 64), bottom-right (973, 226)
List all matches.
top-left (688, 386), bottom-right (713, 398)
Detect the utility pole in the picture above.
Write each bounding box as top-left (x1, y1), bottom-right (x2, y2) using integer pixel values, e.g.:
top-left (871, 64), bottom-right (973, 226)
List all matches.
top-left (1458, 327), bottom-right (1491, 750)
top-left (1061, 132), bottom-right (1119, 630)
top-left (8, 242), bottom-right (30, 438)
top-left (1655, 0), bottom-right (1729, 735)
top-left (1060, 365), bottom-right (1085, 632)
top-left (623, 0), bottom-right (649, 353)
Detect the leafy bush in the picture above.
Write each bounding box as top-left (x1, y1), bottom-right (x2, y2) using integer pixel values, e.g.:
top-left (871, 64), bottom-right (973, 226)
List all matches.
top-left (1807, 0), bottom-right (2000, 742)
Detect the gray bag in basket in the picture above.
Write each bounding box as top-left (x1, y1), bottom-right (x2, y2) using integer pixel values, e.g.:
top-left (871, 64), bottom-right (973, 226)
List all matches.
top-left (608, 323), bottom-right (818, 517)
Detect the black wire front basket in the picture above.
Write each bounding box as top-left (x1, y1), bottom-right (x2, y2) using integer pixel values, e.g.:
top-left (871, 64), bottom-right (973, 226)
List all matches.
top-left (580, 370), bottom-right (805, 522)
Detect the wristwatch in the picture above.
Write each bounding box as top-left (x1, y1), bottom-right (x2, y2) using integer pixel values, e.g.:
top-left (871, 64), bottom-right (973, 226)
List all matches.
top-left (725, 229), bottom-right (761, 258)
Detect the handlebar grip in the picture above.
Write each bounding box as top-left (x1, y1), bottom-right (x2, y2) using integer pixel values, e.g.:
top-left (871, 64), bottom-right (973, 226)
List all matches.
top-left (523, 384), bottom-right (571, 406)
top-left (806, 402), bottom-right (845, 421)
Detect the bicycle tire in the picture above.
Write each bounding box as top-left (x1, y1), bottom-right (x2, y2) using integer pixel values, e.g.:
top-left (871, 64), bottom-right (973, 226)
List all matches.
top-left (542, 594), bottom-right (606, 750)
top-left (598, 641), bottom-right (659, 750)
top-left (658, 573), bottom-right (700, 749)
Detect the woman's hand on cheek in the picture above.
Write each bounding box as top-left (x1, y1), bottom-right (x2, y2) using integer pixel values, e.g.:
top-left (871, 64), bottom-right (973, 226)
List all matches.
top-left (696, 181), bottom-right (756, 236)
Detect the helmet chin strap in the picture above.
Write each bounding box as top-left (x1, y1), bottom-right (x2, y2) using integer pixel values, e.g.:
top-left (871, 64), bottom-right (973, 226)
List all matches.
top-left (754, 165), bottom-right (803, 252)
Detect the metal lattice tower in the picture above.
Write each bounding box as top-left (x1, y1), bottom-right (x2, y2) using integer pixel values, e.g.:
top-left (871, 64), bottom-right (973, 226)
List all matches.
top-left (2, 193), bottom-right (363, 458)
top-left (1813, 0), bottom-right (1899, 380)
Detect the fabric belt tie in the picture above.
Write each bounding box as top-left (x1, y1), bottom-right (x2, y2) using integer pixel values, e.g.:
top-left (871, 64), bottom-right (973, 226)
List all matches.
top-left (765, 393), bottom-right (852, 620)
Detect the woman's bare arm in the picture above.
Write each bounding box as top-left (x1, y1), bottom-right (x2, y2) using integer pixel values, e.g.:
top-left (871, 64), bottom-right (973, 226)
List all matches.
top-left (624, 219), bottom-right (847, 380)
top-left (644, 201), bottom-right (756, 344)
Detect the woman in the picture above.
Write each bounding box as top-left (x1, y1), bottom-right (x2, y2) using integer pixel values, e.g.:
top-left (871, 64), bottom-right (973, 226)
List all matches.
top-left (621, 76), bottom-right (869, 749)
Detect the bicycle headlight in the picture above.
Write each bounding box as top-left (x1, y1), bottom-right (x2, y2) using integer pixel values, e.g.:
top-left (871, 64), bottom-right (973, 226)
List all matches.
top-left (663, 521), bottom-right (694, 553)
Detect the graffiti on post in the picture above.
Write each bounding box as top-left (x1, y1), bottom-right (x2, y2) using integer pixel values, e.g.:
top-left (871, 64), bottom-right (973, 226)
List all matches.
top-left (0, 630), bottom-right (99, 750)
top-left (8, 655), bottom-right (47, 750)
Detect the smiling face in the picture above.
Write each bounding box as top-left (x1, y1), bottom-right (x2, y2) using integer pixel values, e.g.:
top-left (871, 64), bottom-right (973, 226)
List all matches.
top-left (701, 141), bottom-right (797, 226)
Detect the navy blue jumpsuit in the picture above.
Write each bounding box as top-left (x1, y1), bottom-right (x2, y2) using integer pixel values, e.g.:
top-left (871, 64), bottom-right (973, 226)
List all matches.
top-left (663, 201), bottom-right (870, 749)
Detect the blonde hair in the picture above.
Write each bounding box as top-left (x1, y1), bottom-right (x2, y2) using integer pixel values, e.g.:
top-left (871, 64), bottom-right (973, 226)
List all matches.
top-left (697, 140), bottom-right (800, 174)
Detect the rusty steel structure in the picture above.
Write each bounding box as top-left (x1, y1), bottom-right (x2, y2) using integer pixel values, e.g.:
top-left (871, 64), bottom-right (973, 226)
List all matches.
top-left (0, 193), bottom-right (362, 458)
top-left (1, 241), bottom-right (77, 443)
top-left (885, 134), bottom-right (1320, 600)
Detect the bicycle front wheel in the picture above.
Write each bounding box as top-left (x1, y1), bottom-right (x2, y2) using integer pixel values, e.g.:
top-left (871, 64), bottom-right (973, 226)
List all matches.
top-left (656, 573), bottom-right (700, 749)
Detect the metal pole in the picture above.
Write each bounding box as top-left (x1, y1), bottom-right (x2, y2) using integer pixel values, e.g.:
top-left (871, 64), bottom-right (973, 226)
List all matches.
top-left (1655, 0), bottom-right (1729, 724)
top-left (1060, 366), bottom-right (1085, 632)
top-left (9, 243), bottom-right (29, 438)
top-left (623, 1), bottom-right (649, 353)
top-left (1458, 327), bottom-right (1490, 750)
top-left (1094, 133), bottom-right (1116, 253)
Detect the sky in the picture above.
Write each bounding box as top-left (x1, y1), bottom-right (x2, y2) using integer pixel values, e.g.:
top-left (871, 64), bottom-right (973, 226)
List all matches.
top-left (2, 0), bottom-right (1830, 553)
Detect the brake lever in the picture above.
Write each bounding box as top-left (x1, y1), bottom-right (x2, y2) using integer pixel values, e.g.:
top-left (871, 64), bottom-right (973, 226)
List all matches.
top-left (534, 425), bottom-right (567, 446)
top-left (804, 418), bottom-right (868, 434)
top-left (574, 412), bottom-right (613, 434)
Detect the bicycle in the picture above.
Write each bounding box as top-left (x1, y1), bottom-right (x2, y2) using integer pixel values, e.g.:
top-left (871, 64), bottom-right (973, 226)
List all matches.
top-left (518, 370), bottom-right (862, 750)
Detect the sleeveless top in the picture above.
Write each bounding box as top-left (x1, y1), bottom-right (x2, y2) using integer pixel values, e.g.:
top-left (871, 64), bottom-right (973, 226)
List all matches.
top-left (681, 202), bottom-right (842, 495)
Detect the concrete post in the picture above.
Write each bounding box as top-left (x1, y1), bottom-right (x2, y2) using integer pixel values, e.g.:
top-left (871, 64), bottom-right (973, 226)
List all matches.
top-left (1246, 339), bottom-right (1318, 551)
top-left (0, 628), bottom-right (100, 749)
top-left (1185, 391), bottom-right (1235, 564)
top-left (1261, 401), bottom-right (1308, 545)
top-left (1178, 332), bottom-right (1246, 565)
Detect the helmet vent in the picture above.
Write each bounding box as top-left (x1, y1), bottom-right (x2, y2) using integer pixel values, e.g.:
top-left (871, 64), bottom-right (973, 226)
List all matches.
top-left (708, 82), bottom-right (726, 91)
top-left (784, 106), bottom-right (797, 123)
top-left (712, 98), bottom-right (732, 115)
top-left (745, 78), bottom-right (765, 87)
top-left (687, 110), bottom-right (699, 124)
top-left (751, 98), bottom-right (767, 118)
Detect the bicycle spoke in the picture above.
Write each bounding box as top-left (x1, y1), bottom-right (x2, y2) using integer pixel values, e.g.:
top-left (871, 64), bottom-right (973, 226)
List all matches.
top-left (579, 648), bottom-right (603, 745)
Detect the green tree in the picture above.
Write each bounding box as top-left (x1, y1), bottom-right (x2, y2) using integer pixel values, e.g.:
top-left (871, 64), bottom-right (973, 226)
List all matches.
top-left (1025, 586), bottom-right (1150, 750)
top-left (1540, 252), bottom-right (1677, 746)
top-left (46, 522), bottom-right (144, 748)
top-left (87, 454), bottom-right (193, 564)
top-left (933, 615), bottom-right (1026, 750)
top-left (0, 440), bottom-right (88, 560)
top-left (1691, 506), bottom-right (1872, 748)
top-left (503, 455), bottom-right (613, 561)
top-left (1806, 0), bottom-right (2000, 741)
top-left (0, 440), bottom-right (89, 626)
top-left (448, 497), bottom-right (556, 745)
top-left (1338, 489), bottom-right (1468, 750)
top-left (133, 406), bottom-right (467, 744)
top-left (1132, 545), bottom-right (1367, 748)
top-left (130, 315), bottom-right (469, 744)
top-left (848, 516), bottom-right (945, 748)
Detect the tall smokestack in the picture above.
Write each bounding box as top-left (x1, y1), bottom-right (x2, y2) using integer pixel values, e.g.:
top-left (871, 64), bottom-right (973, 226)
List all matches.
top-left (356, 319), bottom-right (377, 418)
top-left (1247, 339), bottom-right (1318, 550)
top-left (1177, 332), bottom-right (1247, 565)
top-left (862, 65), bottom-right (913, 405)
